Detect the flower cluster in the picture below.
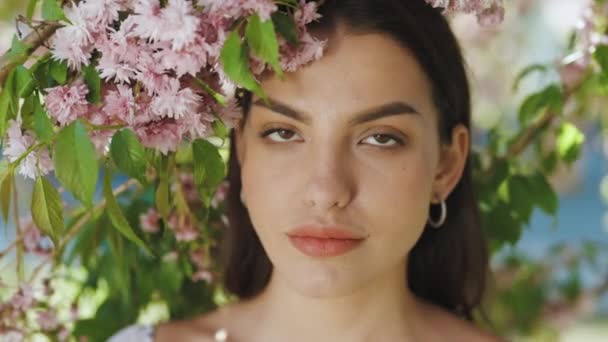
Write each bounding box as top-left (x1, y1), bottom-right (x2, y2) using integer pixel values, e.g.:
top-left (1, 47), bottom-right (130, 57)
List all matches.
top-left (425, 0), bottom-right (505, 27)
top-left (4, 0), bottom-right (327, 180)
top-left (0, 280), bottom-right (78, 341)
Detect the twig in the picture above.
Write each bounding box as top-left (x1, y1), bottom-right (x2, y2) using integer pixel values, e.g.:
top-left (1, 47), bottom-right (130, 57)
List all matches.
top-left (0, 22), bottom-right (61, 86)
top-left (28, 178), bottom-right (140, 283)
top-left (12, 173), bottom-right (23, 282)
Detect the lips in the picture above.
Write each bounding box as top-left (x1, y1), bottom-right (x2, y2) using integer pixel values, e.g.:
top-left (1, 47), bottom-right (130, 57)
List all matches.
top-left (286, 224), bottom-right (367, 257)
top-left (286, 224), bottom-right (368, 239)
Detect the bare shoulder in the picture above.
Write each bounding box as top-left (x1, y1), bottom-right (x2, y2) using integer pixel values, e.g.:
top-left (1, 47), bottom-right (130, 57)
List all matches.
top-left (418, 300), bottom-right (508, 342)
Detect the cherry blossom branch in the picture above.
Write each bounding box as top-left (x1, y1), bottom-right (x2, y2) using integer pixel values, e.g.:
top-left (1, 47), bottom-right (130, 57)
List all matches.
top-left (0, 22), bottom-right (61, 86)
top-left (28, 178), bottom-right (140, 283)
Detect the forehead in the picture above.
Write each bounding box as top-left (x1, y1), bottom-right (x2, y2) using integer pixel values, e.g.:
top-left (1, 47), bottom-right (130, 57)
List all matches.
top-left (254, 31), bottom-right (436, 120)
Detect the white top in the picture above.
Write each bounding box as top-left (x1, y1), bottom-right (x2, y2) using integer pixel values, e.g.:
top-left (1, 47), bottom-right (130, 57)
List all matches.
top-left (107, 323), bottom-right (229, 341)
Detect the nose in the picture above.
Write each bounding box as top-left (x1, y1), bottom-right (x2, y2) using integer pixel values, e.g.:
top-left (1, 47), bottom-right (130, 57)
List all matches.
top-left (302, 144), bottom-right (355, 211)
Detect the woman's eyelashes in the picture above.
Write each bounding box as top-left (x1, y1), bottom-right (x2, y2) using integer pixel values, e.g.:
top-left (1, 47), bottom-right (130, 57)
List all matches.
top-left (258, 127), bottom-right (406, 148)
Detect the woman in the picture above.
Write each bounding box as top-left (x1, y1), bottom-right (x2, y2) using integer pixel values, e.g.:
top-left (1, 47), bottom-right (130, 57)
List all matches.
top-left (110, 0), bottom-right (504, 340)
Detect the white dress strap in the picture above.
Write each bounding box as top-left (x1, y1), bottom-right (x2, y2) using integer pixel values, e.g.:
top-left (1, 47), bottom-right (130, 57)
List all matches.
top-left (106, 323), bottom-right (229, 341)
top-left (107, 324), bottom-right (155, 342)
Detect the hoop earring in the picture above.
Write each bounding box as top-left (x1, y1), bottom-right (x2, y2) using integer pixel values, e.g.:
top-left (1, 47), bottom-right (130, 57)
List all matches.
top-left (427, 197), bottom-right (447, 228)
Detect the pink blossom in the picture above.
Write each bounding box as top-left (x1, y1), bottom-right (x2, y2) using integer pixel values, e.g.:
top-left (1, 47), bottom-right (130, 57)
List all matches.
top-left (2, 331), bottom-right (25, 342)
top-left (58, 327), bottom-right (70, 341)
top-left (476, 3), bottom-right (504, 27)
top-left (151, 78), bottom-right (201, 119)
top-left (242, 0), bottom-right (277, 22)
top-left (139, 208), bottom-right (161, 233)
top-left (95, 29), bottom-right (140, 84)
top-left (102, 84), bottom-right (136, 124)
top-left (132, 0), bottom-right (200, 51)
top-left (177, 109), bottom-right (215, 140)
top-left (192, 269), bottom-right (213, 283)
top-left (279, 31), bottom-right (327, 72)
top-left (83, 104), bottom-right (117, 155)
top-left (50, 4), bottom-right (95, 71)
top-left (559, 60), bottom-right (588, 92)
top-left (167, 214), bottom-right (200, 242)
top-left (3, 118), bottom-right (54, 180)
top-left (294, 0), bottom-right (322, 27)
top-left (162, 0), bottom-right (201, 51)
top-left (153, 38), bottom-right (209, 77)
top-left (171, 172), bottom-right (199, 202)
top-left (134, 118), bottom-right (182, 154)
top-left (10, 284), bottom-right (35, 311)
top-left (198, 0), bottom-right (277, 22)
top-left (135, 52), bottom-right (170, 96)
top-left (44, 79), bottom-right (90, 126)
top-left (425, 0), bottom-right (505, 26)
top-left (37, 309), bottom-right (59, 331)
top-left (189, 248), bottom-right (207, 268)
top-left (23, 225), bottom-right (42, 252)
top-left (79, 0), bottom-right (123, 28)
top-left (211, 180), bottom-right (230, 208)
top-left (131, 0), bottom-right (163, 42)
top-left (217, 97), bottom-right (243, 130)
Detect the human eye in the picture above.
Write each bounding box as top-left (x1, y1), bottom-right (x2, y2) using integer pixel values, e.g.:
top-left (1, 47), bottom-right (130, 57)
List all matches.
top-left (360, 132), bottom-right (406, 148)
top-left (259, 127), bottom-right (302, 143)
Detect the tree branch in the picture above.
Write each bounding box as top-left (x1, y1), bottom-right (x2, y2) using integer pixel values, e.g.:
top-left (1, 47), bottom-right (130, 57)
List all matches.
top-left (0, 22), bottom-right (61, 86)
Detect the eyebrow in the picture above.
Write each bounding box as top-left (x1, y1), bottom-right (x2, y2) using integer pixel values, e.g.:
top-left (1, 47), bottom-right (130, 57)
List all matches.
top-left (252, 97), bottom-right (421, 126)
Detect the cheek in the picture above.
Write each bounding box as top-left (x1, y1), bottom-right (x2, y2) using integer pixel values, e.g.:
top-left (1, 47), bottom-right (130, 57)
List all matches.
top-left (359, 148), bottom-right (435, 254)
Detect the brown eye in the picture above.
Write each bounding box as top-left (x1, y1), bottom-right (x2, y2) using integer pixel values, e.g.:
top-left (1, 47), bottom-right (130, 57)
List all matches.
top-left (361, 133), bottom-right (404, 147)
top-left (260, 128), bottom-right (300, 143)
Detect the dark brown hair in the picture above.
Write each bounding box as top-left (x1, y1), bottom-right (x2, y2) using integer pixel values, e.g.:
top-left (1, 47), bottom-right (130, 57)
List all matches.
top-left (220, 0), bottom-right (490, 323)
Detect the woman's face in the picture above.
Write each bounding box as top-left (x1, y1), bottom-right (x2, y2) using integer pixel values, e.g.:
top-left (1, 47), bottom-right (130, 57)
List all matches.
top-left (235, 29), bottom-right (468, 297)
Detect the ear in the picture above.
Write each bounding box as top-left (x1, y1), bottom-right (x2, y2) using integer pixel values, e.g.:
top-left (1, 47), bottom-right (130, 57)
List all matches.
top-left (432, 124), bottom-right (469, 203)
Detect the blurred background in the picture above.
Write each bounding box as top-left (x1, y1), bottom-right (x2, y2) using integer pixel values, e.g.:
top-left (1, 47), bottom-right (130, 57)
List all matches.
top-left (0, 0), bottom-right (607, 341)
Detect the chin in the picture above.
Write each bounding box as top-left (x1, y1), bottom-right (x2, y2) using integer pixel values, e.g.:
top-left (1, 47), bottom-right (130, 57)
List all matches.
top-left (280, 264), bottom-right (368, 298)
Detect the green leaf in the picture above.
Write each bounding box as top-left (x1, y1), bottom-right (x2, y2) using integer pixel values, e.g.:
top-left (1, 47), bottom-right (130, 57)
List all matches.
top-left (512, 64), bottom-right (547, 92)
top-left (82, 64), bottom-right (101, 104)
top-left (27, 0), bottom-right (40, 21)
top-left (31, 176), bottom-right (64, 242)
top-left (518, 85), bottom-right (563, 125)
top-left (14, 65), bottom-right (35, 98)
top-left (556, 122), bottom-right (585, 164)
top-left (528, 172), bottom-right (558, 215)
top-left (0, 168), bottom-right (14, 223)
top-left (110, 129), bottom-right (147, 184)
top-left (42, 0), bottom-right (68, 22)
top-left (3, 35), bottom-right (30, 64)
top-left (272, 11), bottom-right (299, 47)
top-left (212, 118), bottom-right (228, 139)
top-left (500, 175), bottom-right (535, 223)
top-left (103, 169), bottom-right (152, 256)
top-left (53, 120), bottom-right (98, 207)
top-left (594, 45), bottom-right (608, 75)
top-left (246, 13), bottom-right (283, 78)
top-left (192, 77), bottom-right (227, 106)
top-left (192, 139), bottom-right (226, 190)
top-left (49, 59), bottom-right (68, 85)
top-left (0, 70), bottom-right (18, 137)
top-left (33, 96), bottom-right (55, 142)
top-left (220, 29), bottom-right (266, 101)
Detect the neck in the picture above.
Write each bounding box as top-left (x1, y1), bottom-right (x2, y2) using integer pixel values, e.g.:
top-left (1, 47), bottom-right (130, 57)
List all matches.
top-left (243, 259), bottom-right (423, 342)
